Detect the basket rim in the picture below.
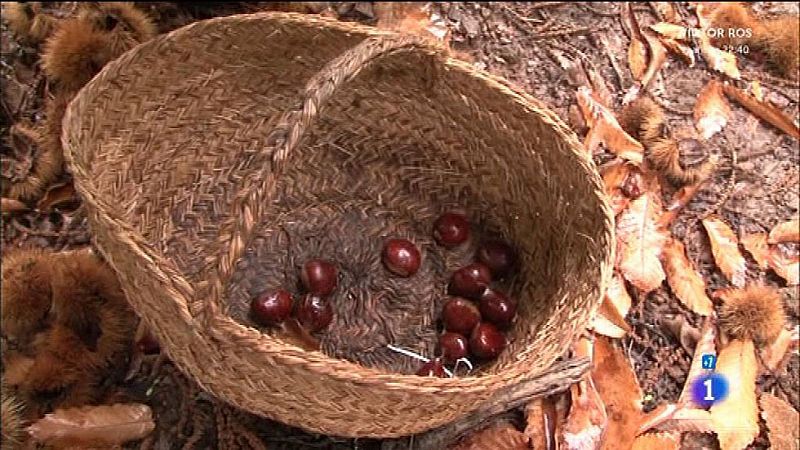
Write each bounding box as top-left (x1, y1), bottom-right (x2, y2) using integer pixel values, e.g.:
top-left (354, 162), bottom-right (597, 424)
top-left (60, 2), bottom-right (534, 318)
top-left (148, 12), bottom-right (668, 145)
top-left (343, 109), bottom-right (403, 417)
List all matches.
top-left (62, 11), bottom-right (615, 391)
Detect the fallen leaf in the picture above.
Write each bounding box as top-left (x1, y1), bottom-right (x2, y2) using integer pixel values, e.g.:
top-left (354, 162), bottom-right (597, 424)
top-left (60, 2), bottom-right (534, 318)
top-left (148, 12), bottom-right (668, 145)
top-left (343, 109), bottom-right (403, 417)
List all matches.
top-left (617, 193), bottom-right (668, 293)
top-left (577, 87), bottom-right (645, 163)
top-left (662, 239), bottom-right (714, 316)
top-left (562, 376), bottom-right (607, 450)
top-left (524, 397), bottom-right (558, 450)
top-left (761, 326), bottom-right (799, 371)
top-left (374, 2), bottom-right (448, 43)
top-left (679, 320), bottom-right (717, 405)
top-left (451, 421), bottom-right (530, 450)
top-left (601, 160), bottom-right (636, 216)
top-left (740, 232), bottom-right (770, 269)
top-left (760, 393), bottom-right (800, 450)
top-left (769, 219), bottom-right (800, 244)
top-left (658, 36), bottom-right (696, 67)
top-left (1, 197), bottom-right (28, 213)
top-left (702, 215), bottom-right (747, 287)
top-left (657, 408), bottom-right (715, 433)
top-left (768, 247), bottom-right (800, 286)
top-left (27, 403), bottom-right (155, 447)
top-left (584, 65), bottom-right (615, 110)
top-left (631, 432), bottom-right (680, 450)
top-left (722, 84), bottom-right (800, 139)
top-left (694, 79), bottom-right (732, 140)
top-left (629, 35), bottom-right (648, 81)
top-left (639, 29), bottom-right (668, 91)
top-left (36, 181), bottom-right (78, 212)
top-left (698, 33), bottom-right (741, 79)
top-left (591, 273), bottom-right (634, 337)
top-left (593, 336), bottom-right (643, 450)
top-left (651, 2), bottom-right (678, 22)
top-left (650, 22), bottom-right (688, 41)
top-left (709, 339), bottom-right (759, 450)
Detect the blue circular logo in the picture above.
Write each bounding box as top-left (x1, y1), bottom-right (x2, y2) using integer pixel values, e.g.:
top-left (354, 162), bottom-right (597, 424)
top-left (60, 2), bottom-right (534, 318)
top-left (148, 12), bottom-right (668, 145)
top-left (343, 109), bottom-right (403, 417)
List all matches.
top-left (690, 373), bottom-right (729, 408)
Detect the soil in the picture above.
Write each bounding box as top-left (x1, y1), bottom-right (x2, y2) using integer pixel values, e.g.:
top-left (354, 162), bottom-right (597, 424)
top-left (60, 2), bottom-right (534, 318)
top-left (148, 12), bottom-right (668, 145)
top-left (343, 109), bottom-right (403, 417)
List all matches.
top-left (1, 2), bottom-right (798, 450)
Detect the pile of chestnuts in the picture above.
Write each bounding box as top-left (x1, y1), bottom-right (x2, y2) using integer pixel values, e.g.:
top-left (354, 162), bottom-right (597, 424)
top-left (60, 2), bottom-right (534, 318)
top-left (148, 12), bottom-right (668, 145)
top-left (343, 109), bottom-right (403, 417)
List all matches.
top-left (249, 211), bottom-right (519, 378)
top-left (250, 259), bottom-right (337, 333)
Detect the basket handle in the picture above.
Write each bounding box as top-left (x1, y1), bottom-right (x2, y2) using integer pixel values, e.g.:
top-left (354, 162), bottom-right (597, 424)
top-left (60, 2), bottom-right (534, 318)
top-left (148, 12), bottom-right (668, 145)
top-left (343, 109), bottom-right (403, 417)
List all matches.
top-left (202, 34), bottom-right (443, 325)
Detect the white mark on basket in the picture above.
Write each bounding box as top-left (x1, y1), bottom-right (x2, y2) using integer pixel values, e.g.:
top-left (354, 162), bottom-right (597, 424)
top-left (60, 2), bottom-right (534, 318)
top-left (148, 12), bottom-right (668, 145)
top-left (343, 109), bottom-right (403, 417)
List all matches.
top-left (387, 344), bottom-right (454, 377)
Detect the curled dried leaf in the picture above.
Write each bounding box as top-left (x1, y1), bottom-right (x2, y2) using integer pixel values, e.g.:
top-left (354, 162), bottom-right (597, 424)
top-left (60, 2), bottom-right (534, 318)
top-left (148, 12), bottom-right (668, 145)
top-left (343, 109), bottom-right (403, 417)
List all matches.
top-left (722, 84), bottom-right (800, 139)
top-left (761, 326), bottom-right (799, 372)
top-left (617, 193), bottom-right (668, 293)
top-left (662, 238), bottom-right (714, 316)
top-left (741, 232), bottom-right (770, 269)
top-left (678, 320), bottom-right (717, 404)
top-left (650, 22), bottom-right (689, 41)
top-left (769, 219), bottom-right (800, 244)
top-left (694, 79), bottom-right (732, 140)
top-left (702, 215), bottom-right (747, 287)
top-left (601, 161), bottom-right (637, 216)
top-left (661, 314), bottom-right (702, 354)
top-left (524, 397), bottom-right (558, 450)
top-left (593, 336), bottom-right (644, 450)
top-left (658, 36), bottom-right (696, 67)
top-left (27, 403), bottom-right (155, 447)
top-left (709, 339), bottom-right (759, 450)
top-left (651, 2), bottom-right (678, 23)
top-left (760, 393), bottom-right (800, 450)
top-left (629, 35), bottom-right (648, 81)
top-left (577, 87), bottom-right (645, 163)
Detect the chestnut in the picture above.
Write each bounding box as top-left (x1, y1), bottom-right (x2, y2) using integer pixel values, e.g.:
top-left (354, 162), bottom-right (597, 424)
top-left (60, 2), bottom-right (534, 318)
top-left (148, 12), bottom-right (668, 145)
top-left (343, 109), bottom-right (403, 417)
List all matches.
top-left (442, 297), bottom-right (481, 335)
top-left (382, 239), bottom-right (421, 277)
top-left (250, 289), bottom-right (294, 326)
top-left (470, 322), bottom-right (507, 360)
top-left (433, 212), bottom-right (470, 248)
top-left (300, 259), bottom-right (337, 296)
top-left (449, 263), bottom-right (491, 300)
top-left (296, 294), bottom-right (334, 332)
top-left (416, 357), bottom-right (447, 377)
top-left (477, 240), bottom-right (517, 278)
top-left (479, 289), bottom-right (517, 329)
top-left (439, 332), bottom-right (469, 364)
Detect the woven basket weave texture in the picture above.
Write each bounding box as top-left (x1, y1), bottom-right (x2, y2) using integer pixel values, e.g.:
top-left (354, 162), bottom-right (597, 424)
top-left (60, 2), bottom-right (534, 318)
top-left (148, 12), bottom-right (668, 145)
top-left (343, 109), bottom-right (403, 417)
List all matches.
top-left (63, 12), bottom-right (614, 437)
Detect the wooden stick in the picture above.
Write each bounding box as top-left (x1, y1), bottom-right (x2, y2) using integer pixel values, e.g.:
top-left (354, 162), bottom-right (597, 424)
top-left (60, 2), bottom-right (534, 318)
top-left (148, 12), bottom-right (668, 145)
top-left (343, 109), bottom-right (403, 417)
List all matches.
top-left (381, 358), bottom-right (590, 450)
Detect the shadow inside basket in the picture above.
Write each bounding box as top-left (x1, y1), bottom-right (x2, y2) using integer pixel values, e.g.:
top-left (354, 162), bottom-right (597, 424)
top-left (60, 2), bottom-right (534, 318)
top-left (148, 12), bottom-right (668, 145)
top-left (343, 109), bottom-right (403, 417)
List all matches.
top-left (223, 179), bottom-right (528, 375)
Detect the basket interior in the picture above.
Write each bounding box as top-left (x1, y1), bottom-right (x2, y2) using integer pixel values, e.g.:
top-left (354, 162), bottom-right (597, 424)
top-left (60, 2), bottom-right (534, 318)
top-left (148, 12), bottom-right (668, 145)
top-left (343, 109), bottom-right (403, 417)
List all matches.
top-left (70, 15), bottom-right (609, 378)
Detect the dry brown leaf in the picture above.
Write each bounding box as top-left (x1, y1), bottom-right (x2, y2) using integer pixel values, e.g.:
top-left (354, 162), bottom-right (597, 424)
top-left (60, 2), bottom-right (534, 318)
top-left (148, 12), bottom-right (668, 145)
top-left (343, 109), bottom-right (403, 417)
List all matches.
top-left (768, 248), bottom-right (799, 286)
top-left (27, 403), bottom-right (155, 447)
top-left (702, 215), bottom-right (747, 287)
top-left (562, 376), bottom-right (607, 450)
top-left (639, 30), bottom-right (668, 91)
top-left (590, 308), bottom-right (628, 339)
top-left (761, 326), bottom-right (799, 371)
top-left (741, 232), bottom-right (770, 269)
top-left (631, 432), bottom-right (680, 450)
top-left (709, 339), bottom-right (759, 450)
top-left (585, 65), bottom-right (615, 111)
top-left (652, 2), bottom-right (678, 22)
top-left (662, 314), bottom-right (702, 354)
top-left (698, 33), bottom-right (741, 79)
top-left (658, 36), bottom-right (696, 67)
top-left (451, 421), bottom-right (530, 450)
top-left (593, 336), bottom-right (643, 450)
top-left (629, 35), bottom-right (648, 81)
top-left (657, 408), bottom-right (715, 433)
top-left (769, 219), bottom-right (800, 244)
top-left (722, 84), bottom-right (800, 139)
top-left (524, 397), bottom-right (558, 450)
top-left (760, 393), bottom-right (800, 450)
top-left (1, 197), bottom-right (28, 213)
top-left (601, 161), bottom-right (635, 216)
top-left (591, 273), bottom-right (634, 338)
top-left (662, 239), bottom-right (714, 316)
top-left (617, 193), bottom-right (668, 293)
top-left (694, 79), bottom-right (732, 140)
top-left (578, 87), bottom-right (645, 163)
top-left (679, 320), bottom-right (717, 405)
top-left (650, 22), bottom-right (688, 41)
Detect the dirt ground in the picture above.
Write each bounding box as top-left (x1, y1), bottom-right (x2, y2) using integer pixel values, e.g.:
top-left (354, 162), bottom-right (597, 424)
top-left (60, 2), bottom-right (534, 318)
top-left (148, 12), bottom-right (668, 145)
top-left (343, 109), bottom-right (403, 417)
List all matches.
top-left (1, 2), bottom-right (798, 449)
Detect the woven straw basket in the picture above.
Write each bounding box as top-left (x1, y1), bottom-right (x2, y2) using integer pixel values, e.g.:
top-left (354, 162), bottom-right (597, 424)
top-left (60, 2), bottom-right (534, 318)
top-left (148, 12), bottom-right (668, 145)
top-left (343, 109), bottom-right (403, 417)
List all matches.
top-left (62, 12), bottom-right (613, 437)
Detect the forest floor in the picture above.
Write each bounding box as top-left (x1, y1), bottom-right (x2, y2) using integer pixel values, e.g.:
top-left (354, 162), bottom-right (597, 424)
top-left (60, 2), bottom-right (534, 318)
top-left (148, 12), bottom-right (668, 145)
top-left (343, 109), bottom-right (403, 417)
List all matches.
top-left (1, 2), bottom-right (798, 449)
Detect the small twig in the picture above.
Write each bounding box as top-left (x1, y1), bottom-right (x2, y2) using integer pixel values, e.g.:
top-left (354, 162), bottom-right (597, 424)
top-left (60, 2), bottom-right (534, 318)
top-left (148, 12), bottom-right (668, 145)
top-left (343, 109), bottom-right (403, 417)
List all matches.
top-left (380, 358), bottom-right (590, 450)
